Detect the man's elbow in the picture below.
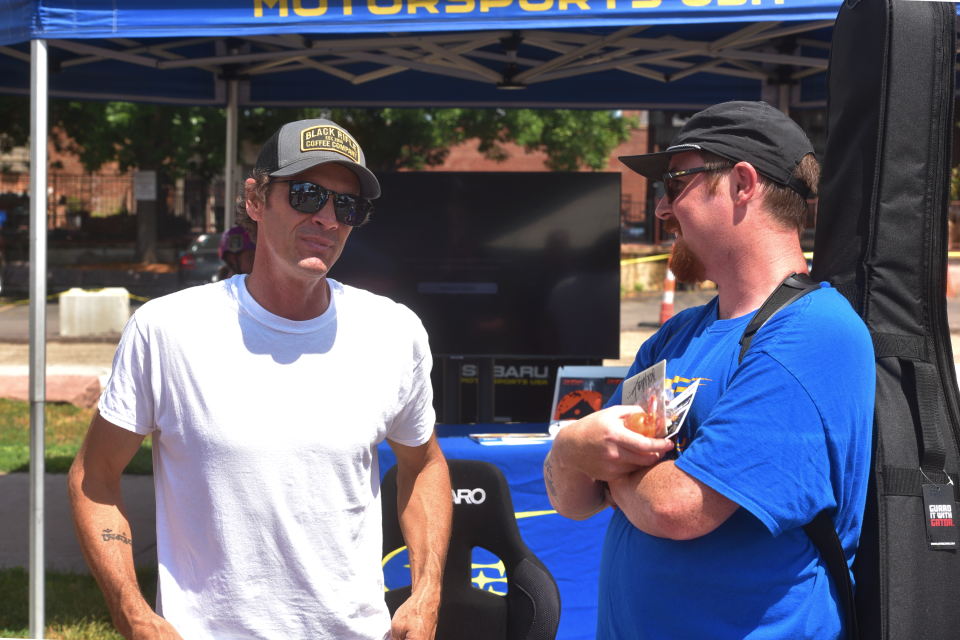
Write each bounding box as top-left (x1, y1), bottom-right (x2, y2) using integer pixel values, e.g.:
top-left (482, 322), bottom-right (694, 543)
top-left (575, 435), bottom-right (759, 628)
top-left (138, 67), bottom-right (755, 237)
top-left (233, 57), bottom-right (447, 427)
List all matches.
top-left (638, 501), bottom-right (718, 541)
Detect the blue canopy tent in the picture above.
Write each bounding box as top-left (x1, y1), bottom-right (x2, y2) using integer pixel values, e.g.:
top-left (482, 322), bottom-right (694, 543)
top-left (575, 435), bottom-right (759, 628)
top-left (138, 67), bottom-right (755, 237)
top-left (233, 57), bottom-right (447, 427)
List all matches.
top-left (0, 3), bottom-right (838, 109)
top-left (1, 2), bottom-right (847, 637)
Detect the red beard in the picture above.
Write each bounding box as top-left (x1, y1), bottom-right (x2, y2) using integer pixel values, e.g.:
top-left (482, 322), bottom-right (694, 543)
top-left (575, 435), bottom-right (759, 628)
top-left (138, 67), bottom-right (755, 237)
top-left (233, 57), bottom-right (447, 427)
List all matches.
top-left (669, 236), bottom-right (706, 285)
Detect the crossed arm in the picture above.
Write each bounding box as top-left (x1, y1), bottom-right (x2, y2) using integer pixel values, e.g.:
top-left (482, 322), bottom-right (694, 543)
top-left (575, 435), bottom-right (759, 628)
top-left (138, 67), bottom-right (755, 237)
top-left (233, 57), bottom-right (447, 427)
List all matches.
top-left (68, 411), bottom-right (182, 640)
top-left (386, 433), bottom-right (452, 640)
top-left (545, 405), bottom-right (739, 540)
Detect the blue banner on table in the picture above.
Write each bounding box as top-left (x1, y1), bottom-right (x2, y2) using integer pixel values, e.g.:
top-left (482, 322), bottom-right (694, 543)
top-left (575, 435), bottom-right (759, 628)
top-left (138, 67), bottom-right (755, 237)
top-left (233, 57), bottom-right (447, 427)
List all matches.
top-left (378, 436), bottom-right (611, 640)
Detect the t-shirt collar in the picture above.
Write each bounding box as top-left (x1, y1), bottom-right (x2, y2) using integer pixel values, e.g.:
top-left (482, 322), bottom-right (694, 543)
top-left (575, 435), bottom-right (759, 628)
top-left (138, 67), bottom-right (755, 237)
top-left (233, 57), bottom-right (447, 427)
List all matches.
top-left (233, 275), bottom-right (339, 334)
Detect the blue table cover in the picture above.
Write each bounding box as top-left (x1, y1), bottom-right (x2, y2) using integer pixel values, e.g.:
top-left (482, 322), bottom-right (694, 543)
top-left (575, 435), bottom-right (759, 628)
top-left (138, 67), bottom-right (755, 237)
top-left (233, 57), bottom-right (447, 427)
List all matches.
top-left (378, 434), bottom-right (610, 640)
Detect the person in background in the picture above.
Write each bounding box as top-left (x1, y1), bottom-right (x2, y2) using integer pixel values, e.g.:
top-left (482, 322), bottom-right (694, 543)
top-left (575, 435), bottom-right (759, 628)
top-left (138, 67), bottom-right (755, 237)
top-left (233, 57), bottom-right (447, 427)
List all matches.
top-left (216, 225), bottom-right (256, 281)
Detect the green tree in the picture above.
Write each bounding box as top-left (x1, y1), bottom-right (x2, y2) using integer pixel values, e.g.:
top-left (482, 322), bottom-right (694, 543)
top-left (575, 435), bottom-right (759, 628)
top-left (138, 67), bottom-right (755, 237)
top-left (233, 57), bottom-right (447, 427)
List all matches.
top-left (241, 107), bottom-right (636, 172)
top-left (2, 100), bottom-right (636, 177)
top-left (52, 101), bottom-right (226, 183)
top-left (0, 95), bottom-right (29, 155)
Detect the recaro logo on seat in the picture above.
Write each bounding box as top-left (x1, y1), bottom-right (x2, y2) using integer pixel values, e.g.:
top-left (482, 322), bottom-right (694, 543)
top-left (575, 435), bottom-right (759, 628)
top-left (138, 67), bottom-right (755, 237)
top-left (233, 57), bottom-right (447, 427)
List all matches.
top-left (452, 488), bottom-right (486, 505)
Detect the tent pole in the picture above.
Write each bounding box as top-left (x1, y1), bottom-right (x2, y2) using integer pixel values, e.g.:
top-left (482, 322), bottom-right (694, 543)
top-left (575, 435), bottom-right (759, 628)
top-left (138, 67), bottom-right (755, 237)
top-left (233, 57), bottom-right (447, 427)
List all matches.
top-left (224, 78), bottom-right (238, 231)
top-left (778, 82), bottom-right (790, 117)
top-left (29, 37), bottom-right (48, 640)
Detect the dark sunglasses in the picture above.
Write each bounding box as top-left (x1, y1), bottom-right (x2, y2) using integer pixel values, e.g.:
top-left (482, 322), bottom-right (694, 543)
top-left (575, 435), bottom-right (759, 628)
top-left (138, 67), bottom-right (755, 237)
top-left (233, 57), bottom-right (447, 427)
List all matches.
top-left (661, 166), bottom-right (724, 204)
top-left (272, 180), bottom-right (373, 227)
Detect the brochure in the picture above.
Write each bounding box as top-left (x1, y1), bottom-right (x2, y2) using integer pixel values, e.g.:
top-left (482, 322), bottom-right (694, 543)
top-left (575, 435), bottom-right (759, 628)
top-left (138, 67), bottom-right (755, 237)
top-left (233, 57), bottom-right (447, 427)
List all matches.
top-left (620, 360), bottom-right (699, 439)
top-left (469, 433), bottom-right (553, 446)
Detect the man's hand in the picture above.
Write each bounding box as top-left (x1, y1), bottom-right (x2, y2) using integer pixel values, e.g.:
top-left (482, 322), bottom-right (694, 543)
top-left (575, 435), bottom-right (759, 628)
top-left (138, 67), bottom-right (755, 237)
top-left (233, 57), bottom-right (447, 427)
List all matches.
top-left (555, 405), bottom-right (674, 481)
top-left (390, 589), bottom-right (440, 640)
top-left (545, 405), bottom-right (673, 521)
top-left (127, 613), bottom-right (184, 640)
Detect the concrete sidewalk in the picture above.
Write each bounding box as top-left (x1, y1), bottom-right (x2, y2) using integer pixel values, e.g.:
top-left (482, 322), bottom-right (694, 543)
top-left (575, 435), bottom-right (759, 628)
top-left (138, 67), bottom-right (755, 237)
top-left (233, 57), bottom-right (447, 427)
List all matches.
top-left (0, 344), bottom-right (116, 408)
top-left (0, 473), bottom-right (157, 572)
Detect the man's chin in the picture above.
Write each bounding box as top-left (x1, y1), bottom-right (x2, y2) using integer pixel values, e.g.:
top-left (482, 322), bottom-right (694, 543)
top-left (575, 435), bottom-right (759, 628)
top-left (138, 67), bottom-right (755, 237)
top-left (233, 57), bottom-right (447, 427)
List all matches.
top-left (295, 257), bottom-right (334, 278)
top-left (670, 239), bottom-right (706, 285)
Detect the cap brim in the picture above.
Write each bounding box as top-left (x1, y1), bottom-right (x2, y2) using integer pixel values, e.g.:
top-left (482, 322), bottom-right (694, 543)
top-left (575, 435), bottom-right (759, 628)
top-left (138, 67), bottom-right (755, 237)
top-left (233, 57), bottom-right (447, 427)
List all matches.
top-left (618, 148), bottom-right (693, 181)
top-left (270, 158), bottom-right (381, 199)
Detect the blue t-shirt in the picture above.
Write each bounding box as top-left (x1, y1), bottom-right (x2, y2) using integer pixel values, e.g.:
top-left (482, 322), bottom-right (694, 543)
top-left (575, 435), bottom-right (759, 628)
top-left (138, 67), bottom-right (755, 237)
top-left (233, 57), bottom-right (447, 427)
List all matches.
top-left (597, 285), bottom-right (874, 640)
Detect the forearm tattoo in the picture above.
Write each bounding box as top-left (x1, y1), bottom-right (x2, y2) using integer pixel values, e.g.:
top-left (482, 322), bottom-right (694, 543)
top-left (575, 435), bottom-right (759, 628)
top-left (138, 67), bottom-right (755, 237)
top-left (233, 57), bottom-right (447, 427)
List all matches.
top-left (100, 529), bottom-right (132, 546)
top-left (544, 454), bottom-right (559, 500)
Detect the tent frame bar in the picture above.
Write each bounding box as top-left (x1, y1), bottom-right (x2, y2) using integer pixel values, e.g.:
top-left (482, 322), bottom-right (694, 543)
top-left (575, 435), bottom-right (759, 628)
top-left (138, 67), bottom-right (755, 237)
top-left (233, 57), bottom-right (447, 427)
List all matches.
top-left (1, 21), bottom-right (835, 94)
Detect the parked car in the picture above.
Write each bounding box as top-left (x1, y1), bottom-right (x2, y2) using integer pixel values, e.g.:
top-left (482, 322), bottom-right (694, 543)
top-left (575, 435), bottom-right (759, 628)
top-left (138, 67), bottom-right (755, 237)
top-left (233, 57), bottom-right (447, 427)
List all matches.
top-left (178, 233), bottom-right (223, 289)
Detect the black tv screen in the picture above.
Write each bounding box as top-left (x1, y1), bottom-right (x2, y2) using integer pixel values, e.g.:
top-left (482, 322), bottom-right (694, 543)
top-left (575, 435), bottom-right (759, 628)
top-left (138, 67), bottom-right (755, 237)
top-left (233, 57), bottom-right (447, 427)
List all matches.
top-left (333, 172), bottom-right (621, 358)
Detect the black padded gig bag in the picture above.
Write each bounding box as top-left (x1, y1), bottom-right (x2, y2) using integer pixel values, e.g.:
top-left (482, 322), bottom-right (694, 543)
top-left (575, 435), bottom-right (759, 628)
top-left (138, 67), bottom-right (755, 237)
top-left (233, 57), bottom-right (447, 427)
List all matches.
top-left (812, 0), bottom-right (960, 638)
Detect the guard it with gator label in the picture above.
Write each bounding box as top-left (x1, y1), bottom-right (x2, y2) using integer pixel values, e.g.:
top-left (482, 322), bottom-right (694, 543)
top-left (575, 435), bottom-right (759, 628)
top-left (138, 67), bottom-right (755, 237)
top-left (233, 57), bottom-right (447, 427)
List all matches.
top-left (922, 483), bottom-right (958, 549)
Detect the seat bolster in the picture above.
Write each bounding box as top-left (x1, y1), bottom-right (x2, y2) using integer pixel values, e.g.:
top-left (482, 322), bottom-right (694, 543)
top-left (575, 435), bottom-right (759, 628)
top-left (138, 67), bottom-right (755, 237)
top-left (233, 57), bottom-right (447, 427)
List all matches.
top-left (506, 557), bottom-right (561, 640)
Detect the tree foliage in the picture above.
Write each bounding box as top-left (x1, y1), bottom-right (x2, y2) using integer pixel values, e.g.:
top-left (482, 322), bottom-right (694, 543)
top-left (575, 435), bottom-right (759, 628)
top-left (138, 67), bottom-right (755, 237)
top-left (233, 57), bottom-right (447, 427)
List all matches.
top-left (53, 101), bottom-right (226, 182)
top-left (245, 107), bottom-right (636, 172)
top-left (0, 95), bottom-right (29, 154)
top-left (0, 97), bottom-right (637, 179)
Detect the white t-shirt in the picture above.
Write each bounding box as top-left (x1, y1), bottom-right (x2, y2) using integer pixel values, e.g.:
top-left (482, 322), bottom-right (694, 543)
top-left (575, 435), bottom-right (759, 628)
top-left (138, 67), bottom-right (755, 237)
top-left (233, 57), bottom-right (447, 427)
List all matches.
top-left (99, 276), bottom-right (435, 640)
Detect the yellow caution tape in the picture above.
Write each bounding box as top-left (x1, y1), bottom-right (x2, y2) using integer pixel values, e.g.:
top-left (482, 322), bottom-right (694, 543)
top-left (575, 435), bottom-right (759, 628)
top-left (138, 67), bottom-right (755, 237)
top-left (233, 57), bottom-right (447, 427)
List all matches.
top-left (620, 254), bottom-right (671, 266)
top-left (0, 289), bottom-right (150, 313)
top-left (622, 250), bottom-right (960, 266)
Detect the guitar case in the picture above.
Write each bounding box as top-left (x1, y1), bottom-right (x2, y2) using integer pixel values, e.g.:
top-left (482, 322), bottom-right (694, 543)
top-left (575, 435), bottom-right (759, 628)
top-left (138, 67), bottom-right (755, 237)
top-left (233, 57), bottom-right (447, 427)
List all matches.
top-left (811, 0), bottom-right (960, 638)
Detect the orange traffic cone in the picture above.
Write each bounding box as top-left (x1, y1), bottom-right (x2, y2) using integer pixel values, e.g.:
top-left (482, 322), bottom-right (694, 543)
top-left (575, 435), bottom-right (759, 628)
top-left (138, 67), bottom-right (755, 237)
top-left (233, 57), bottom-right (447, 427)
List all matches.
top-left (948, 266), bottom-right (955, 298)
top-left (660, 266), bottom-right (675, 325)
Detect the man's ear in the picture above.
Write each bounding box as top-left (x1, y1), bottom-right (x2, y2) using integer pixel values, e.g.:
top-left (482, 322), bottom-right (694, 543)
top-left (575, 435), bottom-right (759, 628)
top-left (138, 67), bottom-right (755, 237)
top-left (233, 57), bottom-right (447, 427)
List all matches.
top-left (731, 162), bottom-right (760, 207)
top-left (245, 178), bottom-right (264, 222)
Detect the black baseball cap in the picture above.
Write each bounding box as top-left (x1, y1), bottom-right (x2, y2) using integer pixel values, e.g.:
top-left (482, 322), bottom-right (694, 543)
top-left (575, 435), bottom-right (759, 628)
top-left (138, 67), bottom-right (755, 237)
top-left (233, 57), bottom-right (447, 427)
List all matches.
top-left (255, 118), bottom-right (380, 199)
top-left (619, 101), bottom-right (815, 198)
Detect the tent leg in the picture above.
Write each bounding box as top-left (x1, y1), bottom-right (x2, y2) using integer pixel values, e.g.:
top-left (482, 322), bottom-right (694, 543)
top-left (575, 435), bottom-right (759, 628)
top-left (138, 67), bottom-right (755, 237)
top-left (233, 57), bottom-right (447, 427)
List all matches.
top-left (779, 82), bottom-right (791, 117)
top-left (224, 79), bottom-right (238, 231)
top-left (29, 37), bottom-right (49, 640)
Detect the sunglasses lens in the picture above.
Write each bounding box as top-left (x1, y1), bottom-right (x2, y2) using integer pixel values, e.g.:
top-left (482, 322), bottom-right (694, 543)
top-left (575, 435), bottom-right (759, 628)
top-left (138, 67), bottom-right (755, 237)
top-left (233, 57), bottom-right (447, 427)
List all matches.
top-left (289, 182), bottom-right (327, 213)
top-left (665, 179), bottom-right (682, 204)
top-left (334, 195), bottom-right (372, 227)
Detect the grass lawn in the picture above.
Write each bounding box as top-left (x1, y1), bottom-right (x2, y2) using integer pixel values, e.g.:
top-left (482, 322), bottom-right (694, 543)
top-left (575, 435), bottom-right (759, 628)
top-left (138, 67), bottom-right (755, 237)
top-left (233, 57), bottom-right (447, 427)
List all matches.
top-left (0, 399), bottom-right (152, 474)
top-left (0, 566), bottom-right (158, 639)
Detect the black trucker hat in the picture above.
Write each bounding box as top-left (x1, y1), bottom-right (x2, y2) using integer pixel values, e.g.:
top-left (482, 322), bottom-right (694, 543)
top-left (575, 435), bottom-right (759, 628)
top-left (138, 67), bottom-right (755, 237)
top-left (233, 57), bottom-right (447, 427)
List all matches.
top-left (619, 101), bottom-right (814, 199)
top-left (255, 118), bottom-right (380, 199)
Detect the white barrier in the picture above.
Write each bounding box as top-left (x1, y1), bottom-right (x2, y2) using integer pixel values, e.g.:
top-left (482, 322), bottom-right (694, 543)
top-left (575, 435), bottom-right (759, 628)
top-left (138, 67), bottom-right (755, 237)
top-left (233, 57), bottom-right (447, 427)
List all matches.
top-left (59, 288), bottom-right (131, 337)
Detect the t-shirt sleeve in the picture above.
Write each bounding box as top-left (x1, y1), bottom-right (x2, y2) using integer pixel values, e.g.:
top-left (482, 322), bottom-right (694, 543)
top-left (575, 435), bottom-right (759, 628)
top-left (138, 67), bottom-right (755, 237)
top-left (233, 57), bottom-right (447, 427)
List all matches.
top-left (675, 352), bottom-right (834, 537)
top-left (98, 313), bottom-right (156, 436)
top-left (386, 311), bottom-right (435, 447)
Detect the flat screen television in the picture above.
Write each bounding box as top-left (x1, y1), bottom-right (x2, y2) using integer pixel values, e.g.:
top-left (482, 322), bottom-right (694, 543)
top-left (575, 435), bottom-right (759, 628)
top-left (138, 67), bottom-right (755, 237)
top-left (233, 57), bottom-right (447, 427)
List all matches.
top-left (333, 172), bottom-right (621, 358)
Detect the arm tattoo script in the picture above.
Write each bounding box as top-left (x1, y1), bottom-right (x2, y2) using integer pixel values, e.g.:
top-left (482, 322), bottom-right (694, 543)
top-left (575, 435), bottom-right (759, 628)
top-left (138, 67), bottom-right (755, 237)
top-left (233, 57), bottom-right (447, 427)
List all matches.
top-left (101, 529), bottom-right (132, 546)
top-left (544, 454), bottom-right (559, 500)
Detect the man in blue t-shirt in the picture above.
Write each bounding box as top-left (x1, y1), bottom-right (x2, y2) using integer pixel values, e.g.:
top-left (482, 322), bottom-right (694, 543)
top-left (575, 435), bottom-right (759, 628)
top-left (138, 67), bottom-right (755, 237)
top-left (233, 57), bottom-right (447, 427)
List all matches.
top-left (544, 101), bottom-right (874, 639)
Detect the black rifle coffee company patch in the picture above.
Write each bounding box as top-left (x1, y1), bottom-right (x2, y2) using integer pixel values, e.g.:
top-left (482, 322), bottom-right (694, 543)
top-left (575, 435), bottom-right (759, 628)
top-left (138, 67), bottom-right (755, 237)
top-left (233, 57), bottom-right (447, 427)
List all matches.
top-left (299, 124), bottom-right (361, 163)
top-left (922, 483), bottom-right (958, 549)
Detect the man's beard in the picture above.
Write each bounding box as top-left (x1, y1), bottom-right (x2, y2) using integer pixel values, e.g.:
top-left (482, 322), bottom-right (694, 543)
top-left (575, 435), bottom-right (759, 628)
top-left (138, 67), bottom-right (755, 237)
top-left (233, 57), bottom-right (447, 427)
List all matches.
top-left (664, 222), bottom-right (706, 284)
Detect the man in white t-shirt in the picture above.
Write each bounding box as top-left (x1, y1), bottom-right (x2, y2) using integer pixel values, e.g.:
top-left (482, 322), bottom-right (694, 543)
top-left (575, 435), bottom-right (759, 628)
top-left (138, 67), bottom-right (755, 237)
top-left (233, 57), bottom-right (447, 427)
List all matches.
top-left (68, 118), bottom-right (453, 640)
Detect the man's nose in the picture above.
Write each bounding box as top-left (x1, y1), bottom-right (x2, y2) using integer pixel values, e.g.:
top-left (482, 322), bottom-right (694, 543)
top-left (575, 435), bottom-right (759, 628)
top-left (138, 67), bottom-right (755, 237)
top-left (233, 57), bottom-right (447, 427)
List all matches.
top-left (311, 199), bottom-right (339, 228)
top-left (654, 194), bottom-right (672, 220)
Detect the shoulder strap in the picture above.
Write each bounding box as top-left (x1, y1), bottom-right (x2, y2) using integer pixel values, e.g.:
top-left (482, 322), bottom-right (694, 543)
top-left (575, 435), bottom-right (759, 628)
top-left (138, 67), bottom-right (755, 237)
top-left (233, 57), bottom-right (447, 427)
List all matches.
top-left (736, 273), bottom-right (857, 640)
top-left (738, 273), bottom-right (820, 365)
top-left (803, 511), bottom-right (859, 640)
